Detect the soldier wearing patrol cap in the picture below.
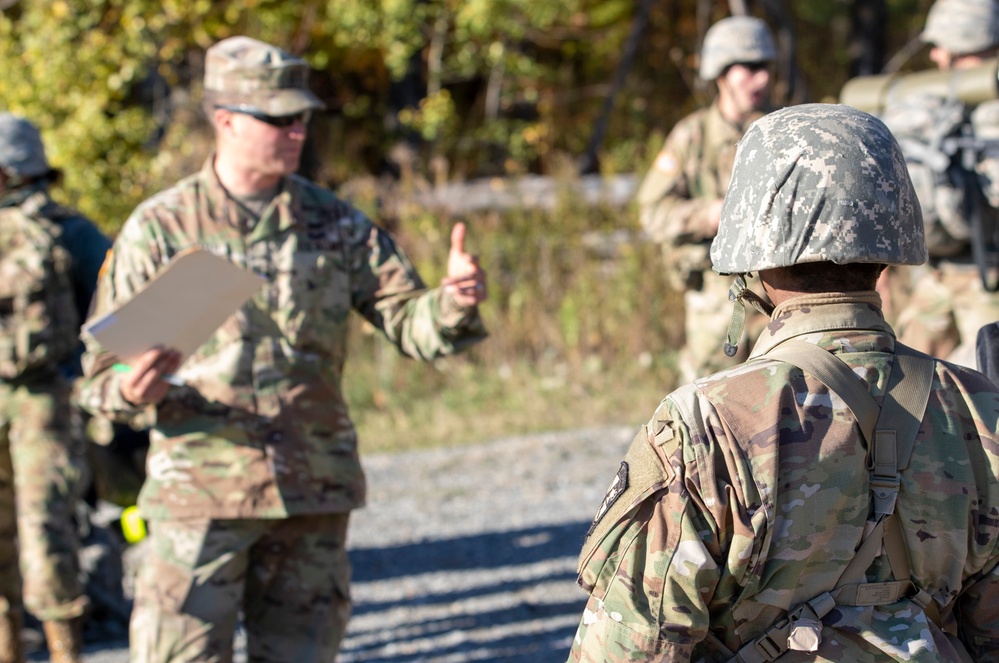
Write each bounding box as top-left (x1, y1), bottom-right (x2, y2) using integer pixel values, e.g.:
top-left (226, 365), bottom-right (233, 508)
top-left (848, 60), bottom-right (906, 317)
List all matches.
top-left (78, 36), bottom-right (489, 661)
top-left (893, 0), bottom-right (999, 368)
top-left (0, 114), bottom-right (110, 663)
top-left (568, 104), bottom-right (999, 661)
top-left (636, 15), bottom-right (776, 385)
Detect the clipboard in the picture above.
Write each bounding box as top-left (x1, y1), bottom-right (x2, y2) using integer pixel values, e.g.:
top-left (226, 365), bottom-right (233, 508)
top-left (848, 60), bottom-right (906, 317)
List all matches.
top-left (82, 248), bottom-right (267, 363)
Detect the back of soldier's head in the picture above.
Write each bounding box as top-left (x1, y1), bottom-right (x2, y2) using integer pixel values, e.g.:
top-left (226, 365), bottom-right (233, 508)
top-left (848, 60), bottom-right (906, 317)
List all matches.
top-left (203, 36), bottom-right (325, 118)
top-left (711, 103), bottom-right (928, 277)
top-left (699, 16), bottom-right (777, 81)
top-left (0, 113), bottom-right (53, 186)
top-left (922, 0), bottom-right (999, 55)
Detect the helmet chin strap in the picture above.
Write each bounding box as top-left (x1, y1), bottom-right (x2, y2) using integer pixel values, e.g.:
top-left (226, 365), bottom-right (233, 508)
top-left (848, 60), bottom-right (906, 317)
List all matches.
top-left (723, 274), bottom-right (773, 357)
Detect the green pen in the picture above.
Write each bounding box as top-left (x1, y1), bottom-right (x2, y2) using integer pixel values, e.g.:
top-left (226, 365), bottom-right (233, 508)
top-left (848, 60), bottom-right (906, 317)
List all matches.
top-left (113, 362), bottom-right (186, 387)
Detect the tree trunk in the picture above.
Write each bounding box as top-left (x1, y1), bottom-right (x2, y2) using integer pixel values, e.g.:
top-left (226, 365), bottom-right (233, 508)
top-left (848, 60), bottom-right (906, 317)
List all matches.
top-left (758, 0), bottom-right (805, 105)
top-left (577, 0), bottom-right (656, 175)
top-left (850, 0), bottom-right (888, 76)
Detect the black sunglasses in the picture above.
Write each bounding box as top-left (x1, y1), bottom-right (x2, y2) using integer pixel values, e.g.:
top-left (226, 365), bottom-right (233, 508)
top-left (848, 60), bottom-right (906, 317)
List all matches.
top-left (217, 105), bottom-right (311, 128)
top-left (735, 61), bottom-right (770, 73)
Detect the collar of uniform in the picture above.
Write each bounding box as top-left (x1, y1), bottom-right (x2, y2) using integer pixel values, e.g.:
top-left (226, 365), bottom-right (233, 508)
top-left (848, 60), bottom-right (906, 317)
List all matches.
top-left (201, 155), bottom-right (299, 237)
top-left (0, 182), bottom-right (49, 213)
top-left (748, 291), bottom-right (892, 358)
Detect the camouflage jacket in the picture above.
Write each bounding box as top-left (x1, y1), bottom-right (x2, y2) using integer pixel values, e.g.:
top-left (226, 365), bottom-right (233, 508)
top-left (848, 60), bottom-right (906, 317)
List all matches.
top-left (570, 292), bottom-right (999, 662)
top-left (0, 184), bottom-right (111, 379)
top-left (0, 183), bottom-right (92, 381)
top-left (636, 102), bottom-right (760, 286)
top-left (0, 183), bottom-right (109, 326)
top-left (79, 157), bottom-right (487, 520)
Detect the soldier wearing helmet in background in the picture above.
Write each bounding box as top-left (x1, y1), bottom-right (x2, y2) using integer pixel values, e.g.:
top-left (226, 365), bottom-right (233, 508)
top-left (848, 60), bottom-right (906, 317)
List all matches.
top-left (77, 36), bottom-right (488, 662)
top-left (568, 104), bottom-right (999, 661)
top-left (636, 15), bottom-right (776, 384)
top-left (0, 114), bottom-right (112, 663)
top-left (892, 0), bottom-right (999, 367)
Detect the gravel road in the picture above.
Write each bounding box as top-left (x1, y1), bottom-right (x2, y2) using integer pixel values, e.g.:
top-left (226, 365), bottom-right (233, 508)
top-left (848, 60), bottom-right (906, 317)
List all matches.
top-left (35, 425), bottom-right (637, 662)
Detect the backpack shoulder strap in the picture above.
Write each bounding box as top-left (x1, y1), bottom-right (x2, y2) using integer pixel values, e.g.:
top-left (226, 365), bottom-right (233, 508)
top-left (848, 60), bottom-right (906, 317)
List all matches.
top-left (730, 340), bottom-right (935, 663)
top-left (763, 340), bottom-right (879, 440)
top-left (869, 343), bottom-right (934, 516)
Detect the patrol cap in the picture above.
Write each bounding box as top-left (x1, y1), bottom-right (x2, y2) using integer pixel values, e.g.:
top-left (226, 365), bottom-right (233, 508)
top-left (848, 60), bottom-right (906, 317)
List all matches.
top-left (921, 0), bottom-right (999, 55)
top-left (699, 16), bottom-right (777, 81)
top-left (0, 113), bottom-right (52, 181)
top-left (711, 103), bottom-right (927, 275)
top-left (204, 36), bottom-right (325, 116)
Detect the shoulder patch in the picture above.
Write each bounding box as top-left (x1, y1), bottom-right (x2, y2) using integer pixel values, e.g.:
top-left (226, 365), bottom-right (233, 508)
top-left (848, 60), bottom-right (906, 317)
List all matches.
top-left (654, 152), bottom-right (678, 174)
top-left (578, 424), bottom-right (677, 564)
top-left (587, 461), bottom-right (629, 537)
top-left (98, 248), bottom-right (113, 278)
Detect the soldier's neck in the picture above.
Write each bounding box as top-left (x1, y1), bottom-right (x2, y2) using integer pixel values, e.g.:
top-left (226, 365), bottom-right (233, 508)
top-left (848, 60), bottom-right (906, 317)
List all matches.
top-left (716, 95), bottom-right (756, 129)
top-left (213, 152), bottom-right (283, 197)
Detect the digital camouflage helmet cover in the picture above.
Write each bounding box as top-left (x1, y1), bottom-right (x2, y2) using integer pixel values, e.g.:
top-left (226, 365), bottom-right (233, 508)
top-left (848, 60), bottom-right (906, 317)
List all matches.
top-left (699, 16), bottom-right (777, 81)
top-left (710, 103), bottom-right (927, 354)
top-left (921, 0), bottom-right (999, 55)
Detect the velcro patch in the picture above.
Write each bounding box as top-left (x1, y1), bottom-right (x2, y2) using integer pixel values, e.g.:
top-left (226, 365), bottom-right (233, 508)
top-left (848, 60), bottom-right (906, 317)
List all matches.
top-left (587, 461), bottom-right (629, 538)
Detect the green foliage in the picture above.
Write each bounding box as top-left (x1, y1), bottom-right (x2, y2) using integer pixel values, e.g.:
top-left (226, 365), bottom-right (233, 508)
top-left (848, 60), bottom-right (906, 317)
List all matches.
top-left (0, 0), bottom-right (942, 229)
top-left (0, 1), bottom-right (158, 227)
top-left (345, 199), bottom-right (683, 451)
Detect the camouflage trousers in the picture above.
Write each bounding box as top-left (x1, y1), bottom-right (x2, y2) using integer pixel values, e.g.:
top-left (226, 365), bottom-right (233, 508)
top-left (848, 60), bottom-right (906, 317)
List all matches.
top-left (130, 512), bottom-right (352, 663)
top-left (0, 375), bottom-right (88, 622)
top-left (678, 270), bottom-right (767, 384)
top-left (896, 262), bottom-right (999, 369)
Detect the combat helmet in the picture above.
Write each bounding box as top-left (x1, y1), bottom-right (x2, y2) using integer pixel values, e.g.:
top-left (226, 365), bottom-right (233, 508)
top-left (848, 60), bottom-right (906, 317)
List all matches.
top-left (921, 0), bottom-right (999, 55)
top-left (699, 16), bottom-right (777, 81)
top-left (204, 36), bottom-right (325, 117)
top-left (710, 103), bottom-right (927, 355)
top-left (0, 113), bottom-right (55, 185)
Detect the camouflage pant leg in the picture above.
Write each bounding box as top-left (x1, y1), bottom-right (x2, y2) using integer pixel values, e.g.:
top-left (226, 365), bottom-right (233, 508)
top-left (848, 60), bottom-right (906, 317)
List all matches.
top-left (2, 378), bottom-right (88, 622)
top-left (243, 513), bottom-right (351, 663)
top-left (678, 271), bottom-right (766, 383)
top-left (0, 419), bottom-right (22, 620)
top-left (130, 513), bottom-right (352, 663)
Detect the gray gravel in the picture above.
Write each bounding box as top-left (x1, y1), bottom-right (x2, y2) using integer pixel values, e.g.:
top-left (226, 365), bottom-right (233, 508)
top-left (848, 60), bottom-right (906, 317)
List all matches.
top-left (42, 425), bottom-right (637, 662)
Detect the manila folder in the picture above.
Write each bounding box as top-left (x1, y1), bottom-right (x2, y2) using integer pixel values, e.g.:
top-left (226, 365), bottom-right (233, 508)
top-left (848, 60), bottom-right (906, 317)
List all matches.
top-left (83, 248), bottom-right (267, 363)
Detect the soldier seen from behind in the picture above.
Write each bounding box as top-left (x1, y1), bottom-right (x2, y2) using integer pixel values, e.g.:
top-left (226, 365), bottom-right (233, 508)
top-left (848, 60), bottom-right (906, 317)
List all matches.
top-left (891, 0), bottom-right (999, 367)
top-left (568, 104), bottom-right (999, 661)
top-left (0, 114), bottom-right (107, 663)
top-left (77, 36), bottom-right (488, 662)
top-left (636, 15), bottom-right (775, 384)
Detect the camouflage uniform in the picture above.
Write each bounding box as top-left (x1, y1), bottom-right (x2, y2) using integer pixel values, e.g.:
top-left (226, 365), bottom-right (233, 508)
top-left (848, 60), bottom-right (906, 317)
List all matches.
top-left (0, 115), bottom-right (94, 663)
top-left (78, 37), bottom-right (487, 662)
top-left (894, 0), bottom-right (999, 368)
top-left (637, 16), bottom-right (774, 384)
top-left (569, 105), bottom-right (999, 661)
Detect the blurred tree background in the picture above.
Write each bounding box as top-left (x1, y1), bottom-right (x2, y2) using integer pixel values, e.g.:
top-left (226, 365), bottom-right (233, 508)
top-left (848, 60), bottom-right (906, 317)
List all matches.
top-left (0, 0), bottom-right (947, 448)
top-left (0, 0), bottom-right (933, 226)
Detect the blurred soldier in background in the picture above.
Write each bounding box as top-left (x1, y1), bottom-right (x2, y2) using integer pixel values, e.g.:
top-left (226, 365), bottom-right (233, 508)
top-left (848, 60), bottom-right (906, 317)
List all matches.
top-left (636, 15), bottom-right (776, 383)
top-left (78, 36), bottom-right (488, 662)
top-left (0, 113), bottom-right (108, 663)
top-left (569, 103), bottom-right (999, 662)
top-left (892, 0), bottom-right (999, 367)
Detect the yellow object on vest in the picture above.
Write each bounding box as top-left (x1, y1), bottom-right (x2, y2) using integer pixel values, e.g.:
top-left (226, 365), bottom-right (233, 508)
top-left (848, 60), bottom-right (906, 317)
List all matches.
top-left (121, 505), bottom-right (147, 544)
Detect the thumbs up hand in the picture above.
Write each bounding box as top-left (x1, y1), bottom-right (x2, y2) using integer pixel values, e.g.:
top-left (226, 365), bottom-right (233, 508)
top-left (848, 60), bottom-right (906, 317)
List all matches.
top-left (441, 222), bottom-right (487, 307)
